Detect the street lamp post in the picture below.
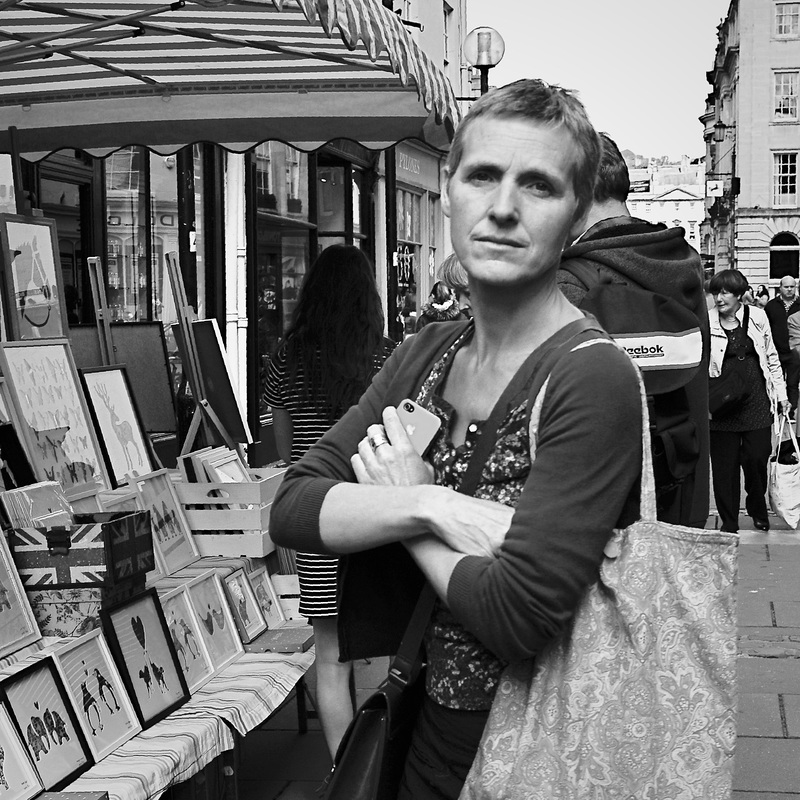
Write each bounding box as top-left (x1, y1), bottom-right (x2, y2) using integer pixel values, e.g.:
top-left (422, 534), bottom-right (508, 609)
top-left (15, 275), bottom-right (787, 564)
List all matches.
top-left (463, 26), bottom-right (505, 95)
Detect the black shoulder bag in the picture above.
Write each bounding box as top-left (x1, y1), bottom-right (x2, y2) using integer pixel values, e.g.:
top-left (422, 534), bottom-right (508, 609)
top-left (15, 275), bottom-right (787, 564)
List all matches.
top-left (708, 305), bottom-right (750, 417)
top-left (322, 317), bottom-right (601, 800)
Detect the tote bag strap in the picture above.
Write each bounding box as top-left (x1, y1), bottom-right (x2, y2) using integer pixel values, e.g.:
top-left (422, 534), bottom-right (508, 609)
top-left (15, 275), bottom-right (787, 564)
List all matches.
top-left (527, 337), bottom-right (660, 524)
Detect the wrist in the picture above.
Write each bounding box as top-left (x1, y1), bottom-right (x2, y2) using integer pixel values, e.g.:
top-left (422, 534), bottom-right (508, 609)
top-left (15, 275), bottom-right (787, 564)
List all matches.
top-left (411, 484), bottom-right (442, 534)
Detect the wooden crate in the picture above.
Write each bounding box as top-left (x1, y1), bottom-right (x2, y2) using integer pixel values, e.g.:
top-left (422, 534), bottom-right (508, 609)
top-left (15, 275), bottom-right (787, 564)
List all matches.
top-left (173, 468), bottom-right (286, 558)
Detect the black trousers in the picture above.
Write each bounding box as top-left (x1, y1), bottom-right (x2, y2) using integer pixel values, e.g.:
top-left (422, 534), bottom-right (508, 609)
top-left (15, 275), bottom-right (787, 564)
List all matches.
top-left (786, 350), bottom-right (800, 411)
top-left (710, 426), bottom-right (772, 531)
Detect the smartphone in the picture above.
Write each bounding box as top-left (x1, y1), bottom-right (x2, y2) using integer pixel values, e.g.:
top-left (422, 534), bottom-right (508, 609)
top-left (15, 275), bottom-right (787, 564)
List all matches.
top-left (396, 399), bottom-right (442, 457)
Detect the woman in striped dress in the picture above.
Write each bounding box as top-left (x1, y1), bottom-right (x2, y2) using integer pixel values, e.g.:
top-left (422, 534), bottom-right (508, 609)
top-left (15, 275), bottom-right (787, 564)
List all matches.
top-left (264, 244), bottom-right (395, 756)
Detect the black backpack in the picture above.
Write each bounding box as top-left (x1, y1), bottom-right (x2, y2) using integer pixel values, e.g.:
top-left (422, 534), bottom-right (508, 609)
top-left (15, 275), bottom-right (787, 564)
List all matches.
top-left (560, 260), bottom-right (706, 524)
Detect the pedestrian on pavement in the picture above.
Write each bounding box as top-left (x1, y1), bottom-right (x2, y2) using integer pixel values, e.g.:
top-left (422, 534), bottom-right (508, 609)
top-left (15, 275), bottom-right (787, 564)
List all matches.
top-left (263, 244), bottom-right (395, 758)
top-left (755, 284), bottom-right (771, 308)
top-left (270, 78), bottom-right (642, 800)
top-left (764, 275), bottom-right (800, 413)
top-left (708, 268), bottom-right (787, 532)
top-left (557, 132), bottom-right (710, 528)
top-left (438, 252), bottom-right (472, 320)
top-left (415, 280), bottom-right (462, 331)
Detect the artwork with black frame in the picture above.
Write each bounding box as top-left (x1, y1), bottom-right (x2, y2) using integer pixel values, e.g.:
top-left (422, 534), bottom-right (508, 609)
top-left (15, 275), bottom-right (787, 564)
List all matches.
top-left (100, 587), bottom-right (189, 729)
top-left (80, 365), bottom-right (155, 488)
top-left (0, 214), bottom-right (70, 341)
top-left (0, 529), bottom-right (41, 660)
top-left (0, 700), bottom-right (42, 800)
top-left (0, 421), bottom-right (36, 493)
top-left (0, 656), bottom-right (92, 790)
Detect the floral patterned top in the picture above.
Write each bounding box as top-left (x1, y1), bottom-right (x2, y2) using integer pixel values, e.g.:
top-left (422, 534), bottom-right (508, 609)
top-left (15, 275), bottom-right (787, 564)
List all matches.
top-left (416, 327), bottom-right (532, 711)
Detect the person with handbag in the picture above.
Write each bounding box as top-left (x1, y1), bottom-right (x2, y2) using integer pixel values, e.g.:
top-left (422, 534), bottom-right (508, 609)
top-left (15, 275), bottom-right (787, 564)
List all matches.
top-left (270, 79), bottom-right (643, 800)
top-left (708, 268), bottom-right (787, 532)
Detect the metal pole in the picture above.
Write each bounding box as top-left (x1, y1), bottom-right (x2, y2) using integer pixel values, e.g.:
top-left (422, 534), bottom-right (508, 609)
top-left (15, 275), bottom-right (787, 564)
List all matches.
top-left (479, 66), bottom-right (490, 95)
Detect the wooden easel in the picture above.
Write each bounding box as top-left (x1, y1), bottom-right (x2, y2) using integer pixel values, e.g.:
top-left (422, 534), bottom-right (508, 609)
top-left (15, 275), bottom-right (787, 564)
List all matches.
top-left (164, 251), bottom-right (245, 461)
top-left (86, 256), bottom-right (115, 365)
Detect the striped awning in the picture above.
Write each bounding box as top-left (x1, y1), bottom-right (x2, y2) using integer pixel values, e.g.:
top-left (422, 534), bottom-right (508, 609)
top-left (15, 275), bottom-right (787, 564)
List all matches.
top-left (0, 0), bottom-right (460, 159)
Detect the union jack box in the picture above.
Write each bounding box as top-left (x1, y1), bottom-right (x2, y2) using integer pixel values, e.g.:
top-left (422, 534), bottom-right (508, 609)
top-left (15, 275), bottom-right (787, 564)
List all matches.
top-left (8, 510), bottom-right (155, 588)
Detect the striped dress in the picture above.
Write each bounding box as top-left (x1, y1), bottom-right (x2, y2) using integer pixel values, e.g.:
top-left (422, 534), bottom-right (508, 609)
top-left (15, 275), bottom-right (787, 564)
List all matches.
top-left (264, 337), bottom-right (395, 618)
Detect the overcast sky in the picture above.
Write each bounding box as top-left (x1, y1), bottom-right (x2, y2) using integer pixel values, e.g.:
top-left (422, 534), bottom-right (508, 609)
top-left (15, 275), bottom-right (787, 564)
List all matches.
top-left (466, 0), bottom-right (732, 160)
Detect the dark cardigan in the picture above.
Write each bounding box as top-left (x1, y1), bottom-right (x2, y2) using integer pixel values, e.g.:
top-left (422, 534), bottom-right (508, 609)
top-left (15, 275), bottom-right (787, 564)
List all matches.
top-left (269, 320), bottom-right (642, 663)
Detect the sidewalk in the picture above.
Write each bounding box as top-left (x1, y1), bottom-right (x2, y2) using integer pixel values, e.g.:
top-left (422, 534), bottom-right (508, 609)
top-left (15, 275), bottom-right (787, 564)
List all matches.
top-left (238, 512), bottom-right (800, 799)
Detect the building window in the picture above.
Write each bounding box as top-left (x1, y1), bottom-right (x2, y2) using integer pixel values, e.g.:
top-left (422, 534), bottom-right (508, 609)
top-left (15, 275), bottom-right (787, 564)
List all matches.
top-left (774, 152), bottom-right (798, 206)
top-left (776, 3), bottom-right (800, 36)
top-left (106, 148), bottom-right (141, 191)
top-left (775, 72), bottom-right (799, 120)
top-left (770, 232), bottom-right (800, 280)
top-left (396, 188), bottom-right (422, 338)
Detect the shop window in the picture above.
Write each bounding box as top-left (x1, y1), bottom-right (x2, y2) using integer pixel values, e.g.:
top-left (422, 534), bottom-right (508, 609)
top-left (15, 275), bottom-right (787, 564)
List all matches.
top-left (255, 143), bottom-right (275, 209)
top-left (776, 3), bottom-right (800, 36)
top-left (396, 188), bottom-right (422, 338)
top-left (770, 232), bottom-right (800, 280)
top-left (775, 72), bottom-right (799, 120)
top-left (106, 148), bottom-right (141, 191)
top-left (774, 152), bottom-right (798, 206)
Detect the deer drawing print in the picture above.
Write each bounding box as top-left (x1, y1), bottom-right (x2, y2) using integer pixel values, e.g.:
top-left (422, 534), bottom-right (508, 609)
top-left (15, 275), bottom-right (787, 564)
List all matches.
top-left (96, 382), bottom-right (142, 471)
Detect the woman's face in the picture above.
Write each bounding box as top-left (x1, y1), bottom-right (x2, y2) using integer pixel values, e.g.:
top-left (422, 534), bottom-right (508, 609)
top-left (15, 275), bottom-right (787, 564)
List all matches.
top-left (713, 288), bottom-right (741, 317)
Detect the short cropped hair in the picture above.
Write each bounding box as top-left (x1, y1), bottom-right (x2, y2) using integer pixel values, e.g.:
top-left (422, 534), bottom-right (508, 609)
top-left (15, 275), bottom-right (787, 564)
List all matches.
top-left (445, 79), bottom-right (601, 217)
top-left (438, 252), bottom-right (469, 295)
top-left (594, 133), bottom-right (630, 203)
top-left (707, 269), bottom-right (750, 299)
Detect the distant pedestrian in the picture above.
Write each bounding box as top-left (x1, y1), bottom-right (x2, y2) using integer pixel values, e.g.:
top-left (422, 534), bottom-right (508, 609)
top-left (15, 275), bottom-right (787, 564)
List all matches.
top-left (415, 280), bottom-right (461, 331)
top-left (755, 284), bottom-right (771, 308)
top-left (764, 275), bottom-right (800, 413)
top-left (438, 253), bottom-right (472, 320)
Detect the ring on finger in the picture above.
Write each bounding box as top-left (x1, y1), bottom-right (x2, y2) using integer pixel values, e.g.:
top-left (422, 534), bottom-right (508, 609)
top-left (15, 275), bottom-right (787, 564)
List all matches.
top-left (368, 432), bottom-right (390, 450)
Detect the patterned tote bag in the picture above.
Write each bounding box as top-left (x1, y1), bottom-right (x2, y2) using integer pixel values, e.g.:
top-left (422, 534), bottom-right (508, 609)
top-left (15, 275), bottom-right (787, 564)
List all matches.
top-left (460, 339), bottom-right (738, 800)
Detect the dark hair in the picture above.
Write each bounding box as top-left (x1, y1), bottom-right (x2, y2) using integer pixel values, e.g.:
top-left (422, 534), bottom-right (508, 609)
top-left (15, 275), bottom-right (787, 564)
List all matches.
top-left (756, 284), bottom-right (770, 298)
top-left (282, 245), bottom-right (384, 421)
top-left (707, 269), bottom-right (749, 299)
top-left (445, 78), bottom-right (601, 218)
top-left (438, 253), bottom-right (468, 296)
top-left (428, 281), bottom-right (454, 304)
top-left (594, 133), bottom-right (630, 203)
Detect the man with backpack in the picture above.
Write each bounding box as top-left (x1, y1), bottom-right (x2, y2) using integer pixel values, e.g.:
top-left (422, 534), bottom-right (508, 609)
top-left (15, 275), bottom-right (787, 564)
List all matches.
top-left (557, 134), bottom-right (710, 528)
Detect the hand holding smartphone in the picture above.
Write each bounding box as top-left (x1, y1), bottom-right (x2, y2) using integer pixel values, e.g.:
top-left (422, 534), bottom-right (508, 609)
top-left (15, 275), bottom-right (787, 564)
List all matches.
top-left (395, 399), bottom-right (441, 457)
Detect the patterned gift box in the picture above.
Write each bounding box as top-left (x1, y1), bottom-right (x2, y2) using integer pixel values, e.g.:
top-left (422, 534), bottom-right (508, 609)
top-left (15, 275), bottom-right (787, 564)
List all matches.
top-left (8, 510), bottom-right (154, 588)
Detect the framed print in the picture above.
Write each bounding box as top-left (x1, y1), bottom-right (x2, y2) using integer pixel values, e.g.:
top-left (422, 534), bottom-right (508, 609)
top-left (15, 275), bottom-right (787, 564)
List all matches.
top-left (222, 569), bottom-right (267, 644)
top-left (0, 532), bottom-right (41, 660)
top-left (248, 566), bottom-right (286, 630)
top-left (80, 366), bottom-right (154, 488)
top-left (0, 701), bottom-right (42, 800)
top-left (159, 586), bottom-right (214, 693)
top-left (1, 656), bottom-right (91, 790)
top-left (100, 588), bottom-right (189, 729)
top-left (51, 629), bottom-right (141, 761)
top-left (0, 339), bottom-right (110, 500)
top-left (132, 469), bottom-right (199, 576)
top-left (203, 448), bottom-right (251, 484)
top-left (0, 480), bottom-right (70, 528)
top-left (0, 214), bottom-right (69, 341)
top-left (184, 570), bottom-right (243, 675)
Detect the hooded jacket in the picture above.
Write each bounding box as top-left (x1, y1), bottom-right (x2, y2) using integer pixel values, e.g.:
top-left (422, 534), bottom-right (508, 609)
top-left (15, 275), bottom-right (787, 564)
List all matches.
top-left (557, 216), bottom-right (710, 529)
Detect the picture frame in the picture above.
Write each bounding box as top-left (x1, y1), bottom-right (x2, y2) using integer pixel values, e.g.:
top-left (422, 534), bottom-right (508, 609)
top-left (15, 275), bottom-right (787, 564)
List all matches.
top-left (159, 585), bottom-right (214, 693)
top-left (0, 480), bottom-right (71, 528)
top-left (0, 214), bottom-right (70, 341)
top-left (132, 469), bottom-right (199, 576)
top-left (0, 701), bottom-right (42, 800)
top-left (248, 565), bottom-right (286, 630)
top-left (184, 570), bottom-right (244, 675)
top-left (100, 587), bottom-right (189, 729)
top-left (203, 448), bottom-right (251, 484)
top-left (0, 531), bottom-right (41, 660)
top-left (51, 629), bottom-right (141, 761)
top-left (0, 339), bottom-right (110, 500)
top-left (1, 656), bottom-right (92, 790)
top-left (0, 421), bottom-right (36, 493)
top-left (222, 568), bottom-right (267, 644)
top-left (80, 365), bottom-right (155, 488)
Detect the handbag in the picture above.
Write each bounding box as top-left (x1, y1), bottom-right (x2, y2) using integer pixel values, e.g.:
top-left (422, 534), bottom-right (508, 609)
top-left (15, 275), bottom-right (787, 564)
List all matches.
top-left (709, 304), bottom-right (750, 416)
top-left (769, 412), bottom-right (800, 529)
top-left (323, 318), bottom-right (608, 800)
top-left (460, 338), bottom-right (738, 800)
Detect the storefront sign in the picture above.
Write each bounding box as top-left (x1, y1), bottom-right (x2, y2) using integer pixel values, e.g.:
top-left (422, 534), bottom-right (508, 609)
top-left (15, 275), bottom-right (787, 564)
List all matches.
top-left (395, 143), bottom-right (442, 192)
